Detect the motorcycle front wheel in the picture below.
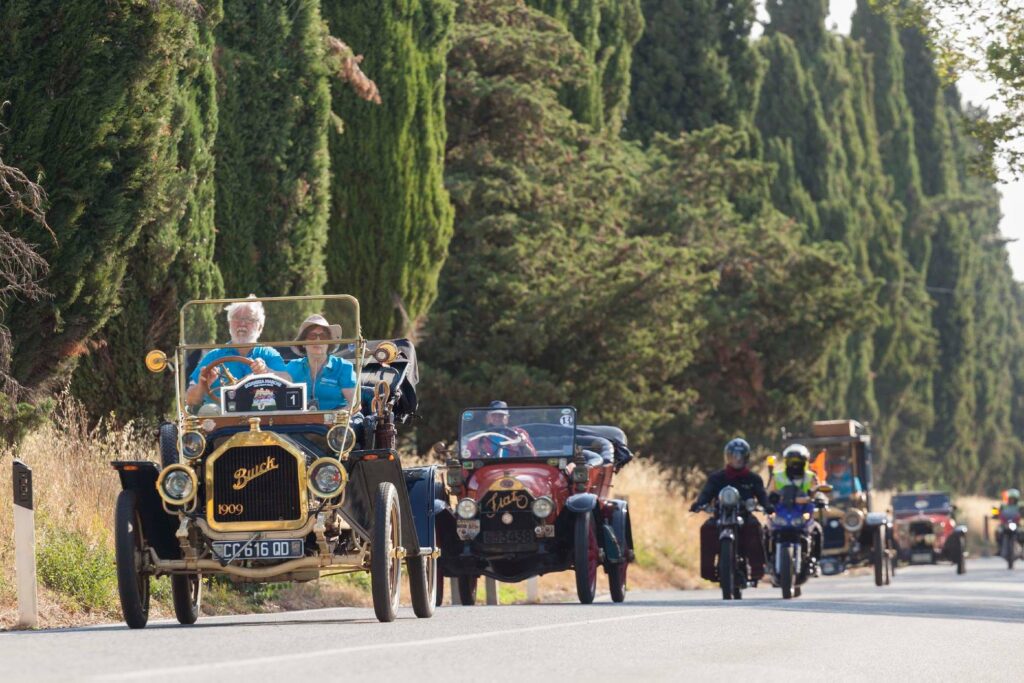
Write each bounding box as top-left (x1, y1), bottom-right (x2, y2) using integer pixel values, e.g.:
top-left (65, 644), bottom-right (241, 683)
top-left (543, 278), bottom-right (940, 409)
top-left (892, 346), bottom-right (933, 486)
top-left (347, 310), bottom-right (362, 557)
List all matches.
top-left (779, 545), bottom-right (794, 599)
top-left (718, 536), bottom-right (735, 601)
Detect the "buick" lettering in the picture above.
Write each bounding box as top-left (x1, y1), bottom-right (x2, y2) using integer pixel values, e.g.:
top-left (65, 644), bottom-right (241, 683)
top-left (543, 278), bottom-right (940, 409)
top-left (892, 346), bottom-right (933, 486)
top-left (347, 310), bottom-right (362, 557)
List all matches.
top-left (233, 456), bottom-right (279, 490)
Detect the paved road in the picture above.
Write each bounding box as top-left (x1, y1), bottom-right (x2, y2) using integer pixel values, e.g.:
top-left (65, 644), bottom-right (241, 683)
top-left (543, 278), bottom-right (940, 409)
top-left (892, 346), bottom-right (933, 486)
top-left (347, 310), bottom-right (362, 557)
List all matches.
top-left (4, 557), bottom-right (1021, 682)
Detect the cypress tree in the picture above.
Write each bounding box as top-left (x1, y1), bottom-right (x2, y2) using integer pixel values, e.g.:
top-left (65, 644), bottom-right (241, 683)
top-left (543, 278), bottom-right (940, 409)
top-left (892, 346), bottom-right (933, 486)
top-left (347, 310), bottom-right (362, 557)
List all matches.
top-left (214, 0), bottom-right (331, 298)
top-left (322, 0), bottom-right (455, 338)
top-left (526, 0), bottom-right (644, 134)
top-left (70, 2), bottom-right (225, 420)
top-left (628, 0), bottom-right (760, 142)
top-left (0, 1), bottom-right (211, 411)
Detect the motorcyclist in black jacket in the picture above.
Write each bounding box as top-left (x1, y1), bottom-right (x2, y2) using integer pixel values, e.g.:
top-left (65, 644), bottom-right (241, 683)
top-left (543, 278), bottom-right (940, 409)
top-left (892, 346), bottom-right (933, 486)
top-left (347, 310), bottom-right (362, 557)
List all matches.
top-left (690, 438), bottom-right (771, 582)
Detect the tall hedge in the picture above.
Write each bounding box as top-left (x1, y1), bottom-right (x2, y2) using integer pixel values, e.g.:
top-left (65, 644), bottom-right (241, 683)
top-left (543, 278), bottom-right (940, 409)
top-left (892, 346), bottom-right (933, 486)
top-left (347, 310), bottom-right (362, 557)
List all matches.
top-left (214, 0), bottom-right (331, 298)
top-left (71, 2), bottom-right (225, 420)
top-left (0, 1), bottom-right (210, 425)
top-left (322, 0), bottom-right (454, 338)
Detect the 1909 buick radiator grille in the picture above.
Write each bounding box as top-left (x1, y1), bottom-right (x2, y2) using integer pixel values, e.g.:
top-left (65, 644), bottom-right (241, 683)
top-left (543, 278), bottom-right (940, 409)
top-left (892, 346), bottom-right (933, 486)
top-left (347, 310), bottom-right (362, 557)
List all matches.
top-left (210, 446), bottom-right (302, 524)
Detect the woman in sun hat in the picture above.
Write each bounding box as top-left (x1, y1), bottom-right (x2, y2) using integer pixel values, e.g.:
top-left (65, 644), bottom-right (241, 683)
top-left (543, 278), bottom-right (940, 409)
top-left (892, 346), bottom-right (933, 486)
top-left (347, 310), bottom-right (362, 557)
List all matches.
top-left (285, 314), bottom-right (357, 410)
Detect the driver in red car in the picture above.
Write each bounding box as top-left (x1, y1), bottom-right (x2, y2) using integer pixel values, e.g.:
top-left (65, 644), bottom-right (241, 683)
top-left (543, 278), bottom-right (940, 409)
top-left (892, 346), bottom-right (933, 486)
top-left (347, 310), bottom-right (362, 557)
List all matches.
top-left (185, 295), bottom-right (290, 411)
top-left (466, 401), bottom-right (538, 458)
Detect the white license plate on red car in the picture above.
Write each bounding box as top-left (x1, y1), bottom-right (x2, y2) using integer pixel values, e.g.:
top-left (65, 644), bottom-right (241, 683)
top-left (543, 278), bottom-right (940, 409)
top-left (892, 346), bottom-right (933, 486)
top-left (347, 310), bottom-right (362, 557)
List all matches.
top-left (212, 539), bottom-right (303, 561)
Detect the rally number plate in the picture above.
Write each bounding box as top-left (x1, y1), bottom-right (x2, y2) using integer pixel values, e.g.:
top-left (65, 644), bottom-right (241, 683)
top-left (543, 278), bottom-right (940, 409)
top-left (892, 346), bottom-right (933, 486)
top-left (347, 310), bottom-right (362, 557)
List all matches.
top-left (212, 539), bottom-right (304, 561)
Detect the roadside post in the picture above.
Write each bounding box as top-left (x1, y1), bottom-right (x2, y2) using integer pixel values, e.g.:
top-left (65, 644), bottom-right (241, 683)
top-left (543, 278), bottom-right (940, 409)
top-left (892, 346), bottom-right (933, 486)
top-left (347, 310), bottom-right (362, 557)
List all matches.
top-left (485, 577), bottom-right (498, 605)
top-left (12, 459), bottom-right (37, 628)
top-left (526, 576), bottom-right (539, 603)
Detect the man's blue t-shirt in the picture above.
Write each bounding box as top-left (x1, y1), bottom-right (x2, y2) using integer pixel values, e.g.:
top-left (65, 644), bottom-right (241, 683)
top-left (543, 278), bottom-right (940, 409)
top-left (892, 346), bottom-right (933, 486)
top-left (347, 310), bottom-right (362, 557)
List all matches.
top-left (189, 347), bottom-right (288, 402)
top-left (285, 356), bottom-right (358, 410)
top-left (827, 469), bottom-right (863, 498)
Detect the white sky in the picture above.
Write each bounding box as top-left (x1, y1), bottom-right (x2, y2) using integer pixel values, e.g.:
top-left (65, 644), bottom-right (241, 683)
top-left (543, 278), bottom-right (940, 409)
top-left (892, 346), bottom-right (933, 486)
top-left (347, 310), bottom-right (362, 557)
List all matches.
top-left (758, 0), bottom-right (1024, 279)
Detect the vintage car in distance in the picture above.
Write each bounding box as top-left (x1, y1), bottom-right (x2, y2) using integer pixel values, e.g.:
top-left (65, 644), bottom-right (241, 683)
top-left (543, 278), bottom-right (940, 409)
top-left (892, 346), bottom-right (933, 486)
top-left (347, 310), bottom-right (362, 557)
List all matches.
top-left (436, 405), bottom-right (634, 605)
top-left (111, 295), bottom-right (441, 627)
top-left (782, 419), bottom-right (894, 587)
top-left (891, 491), bottom-right (966, 574)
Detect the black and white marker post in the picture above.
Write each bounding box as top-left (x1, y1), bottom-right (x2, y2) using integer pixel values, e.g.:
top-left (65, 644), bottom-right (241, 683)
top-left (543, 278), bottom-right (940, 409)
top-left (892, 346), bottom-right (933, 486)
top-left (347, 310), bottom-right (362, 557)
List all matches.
top-left (12, 459), bottom-right (37, 628)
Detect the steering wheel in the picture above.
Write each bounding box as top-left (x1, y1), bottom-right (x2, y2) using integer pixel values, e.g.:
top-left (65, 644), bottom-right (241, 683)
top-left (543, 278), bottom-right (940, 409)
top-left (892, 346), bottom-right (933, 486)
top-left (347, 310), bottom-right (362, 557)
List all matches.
top-left (199, 355), bottom-right (258, 402)
top-left (466, 431), bottom-right (522, 456)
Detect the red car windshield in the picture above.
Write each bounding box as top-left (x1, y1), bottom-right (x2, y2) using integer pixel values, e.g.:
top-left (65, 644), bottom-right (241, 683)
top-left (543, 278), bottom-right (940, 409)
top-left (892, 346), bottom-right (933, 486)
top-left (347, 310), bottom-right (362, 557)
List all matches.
top-left (458, 406), bottom-right (576, 460)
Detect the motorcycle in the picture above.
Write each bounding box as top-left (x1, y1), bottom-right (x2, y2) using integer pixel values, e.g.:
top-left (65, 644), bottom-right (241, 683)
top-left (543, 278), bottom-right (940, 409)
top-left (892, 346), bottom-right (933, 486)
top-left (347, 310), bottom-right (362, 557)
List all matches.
top-left (994, 509), bottom-right (1023, 569)
top-left (767, 483), bottom-right (830, 599)
top-left (701, 486), bottom-right (760, 600)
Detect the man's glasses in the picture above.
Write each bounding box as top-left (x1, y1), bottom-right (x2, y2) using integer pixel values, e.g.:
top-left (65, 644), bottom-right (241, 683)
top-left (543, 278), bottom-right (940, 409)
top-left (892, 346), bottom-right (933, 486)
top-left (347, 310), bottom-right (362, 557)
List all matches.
top-left (230, 316), bottom-right (260, 325)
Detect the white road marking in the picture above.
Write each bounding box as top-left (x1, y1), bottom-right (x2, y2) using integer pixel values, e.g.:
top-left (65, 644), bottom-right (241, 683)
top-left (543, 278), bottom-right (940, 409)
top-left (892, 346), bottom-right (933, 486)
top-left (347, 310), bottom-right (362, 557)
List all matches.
top-left (90, 607), bottom-right (715, 681)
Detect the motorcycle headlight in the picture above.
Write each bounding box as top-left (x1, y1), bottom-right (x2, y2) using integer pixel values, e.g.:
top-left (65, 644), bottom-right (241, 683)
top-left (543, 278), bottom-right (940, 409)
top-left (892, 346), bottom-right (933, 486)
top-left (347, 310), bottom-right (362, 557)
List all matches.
top-left (456, 498), bottom-right (478, 520)
top-left (157, 464), bottom-right (197, 505)
top-left (531, 496), bottom-right (554, 519)
top-left (180, 430), bottom-right (206, 460)
top-left (718, 486), bottom-right (740, 507)
top-left (308, 458), bottom-right (347, 498)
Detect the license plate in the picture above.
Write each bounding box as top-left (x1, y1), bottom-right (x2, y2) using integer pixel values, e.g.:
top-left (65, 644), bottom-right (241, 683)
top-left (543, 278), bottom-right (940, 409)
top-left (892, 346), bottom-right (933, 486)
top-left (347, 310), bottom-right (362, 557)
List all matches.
top-left (911, 552), bottom-right (933, 563)
top-left (212, 539), bottom-right (304, 561)
top-left (482, 529), bottom-right (534, 545)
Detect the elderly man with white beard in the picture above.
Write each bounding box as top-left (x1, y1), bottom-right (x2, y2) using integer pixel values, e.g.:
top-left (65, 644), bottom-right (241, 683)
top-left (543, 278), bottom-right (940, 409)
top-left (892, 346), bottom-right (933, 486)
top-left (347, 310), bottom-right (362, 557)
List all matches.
top-left (185, 295), bottom-right (291, 410)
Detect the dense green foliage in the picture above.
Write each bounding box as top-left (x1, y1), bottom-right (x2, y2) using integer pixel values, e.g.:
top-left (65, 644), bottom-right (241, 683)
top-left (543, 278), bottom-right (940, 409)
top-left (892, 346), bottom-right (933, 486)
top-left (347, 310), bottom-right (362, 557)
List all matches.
top-left (3, 0), bottom-right (1022, 493)
top-left (0, 0), bottom-right (217, 436)
top-left (214, 0), bottom-right (331, 298)
top-left (323, 0), bottom-right (455, 338)
top-left (71, 3), bottom-right (225, 420)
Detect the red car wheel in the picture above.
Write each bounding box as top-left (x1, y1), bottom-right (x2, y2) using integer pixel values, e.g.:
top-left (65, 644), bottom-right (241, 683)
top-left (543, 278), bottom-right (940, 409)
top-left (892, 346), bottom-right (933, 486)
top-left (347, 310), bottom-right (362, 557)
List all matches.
top-left (574, 512), bottom-right (598, 604)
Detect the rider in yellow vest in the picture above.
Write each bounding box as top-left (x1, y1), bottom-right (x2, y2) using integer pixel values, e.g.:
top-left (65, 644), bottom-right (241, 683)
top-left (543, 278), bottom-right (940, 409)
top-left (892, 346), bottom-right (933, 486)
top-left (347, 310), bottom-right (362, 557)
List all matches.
top-left (768, 444), bottom-right (824, 570)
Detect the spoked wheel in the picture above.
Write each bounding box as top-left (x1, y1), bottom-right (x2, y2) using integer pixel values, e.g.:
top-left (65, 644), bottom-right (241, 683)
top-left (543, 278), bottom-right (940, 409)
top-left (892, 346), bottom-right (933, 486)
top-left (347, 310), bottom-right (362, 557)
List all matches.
top-left (371, 482), bottom-right (402, 622)
top-left (407, 549), bottom-right (437, 619)
top-left (114, 490), bottom-right (151, 629)
top-left (779, 545), bottom-right (794, 600)
top-left (873, 527), bottom-right (886, 587)
top-left (718, 537), bottom-right (735, 601)
top-left (457, 575), bottom-right (478, 605)
top-left (607, 561), bottom-right (627, 603)
top-left (956, 535), bottom-right (967, 575)
top-left (171, 574), bottom-right (201, 625)
top-left (574, 512), bottom-right (599, 604)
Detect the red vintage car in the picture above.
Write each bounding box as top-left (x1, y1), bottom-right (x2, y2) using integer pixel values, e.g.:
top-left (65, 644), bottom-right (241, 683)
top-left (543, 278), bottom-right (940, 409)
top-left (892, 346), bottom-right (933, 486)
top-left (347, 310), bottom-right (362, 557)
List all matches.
top-left (436, 405), bottom-right (634, 604)
top-left (891, 491), bottom-right (966, 574)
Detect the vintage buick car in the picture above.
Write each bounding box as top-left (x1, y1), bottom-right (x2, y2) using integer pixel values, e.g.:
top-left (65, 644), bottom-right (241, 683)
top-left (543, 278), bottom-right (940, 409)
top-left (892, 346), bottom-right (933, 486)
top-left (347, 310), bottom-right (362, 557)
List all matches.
top-left (111, 295), bottom-right (441, 627)
top-left (891, 491), bottom-right (966, 574)
top-left (436, 405), bottom-right (634, 605)
top-left (782, 420), bottom-right (894, 586)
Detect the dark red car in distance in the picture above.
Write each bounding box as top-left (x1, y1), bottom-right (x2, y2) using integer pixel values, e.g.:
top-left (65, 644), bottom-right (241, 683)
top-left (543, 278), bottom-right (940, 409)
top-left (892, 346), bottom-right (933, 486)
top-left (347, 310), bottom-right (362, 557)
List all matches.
top-left (891, 491), bottom-right (967, 574)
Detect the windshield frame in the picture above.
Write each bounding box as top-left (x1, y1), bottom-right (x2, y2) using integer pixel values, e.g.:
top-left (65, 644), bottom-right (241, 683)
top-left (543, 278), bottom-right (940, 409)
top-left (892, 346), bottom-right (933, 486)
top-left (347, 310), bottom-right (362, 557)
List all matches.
top-left (457, 405), bottom-right (578, 462)
top-left (175, 294), bottom-right (364, 422)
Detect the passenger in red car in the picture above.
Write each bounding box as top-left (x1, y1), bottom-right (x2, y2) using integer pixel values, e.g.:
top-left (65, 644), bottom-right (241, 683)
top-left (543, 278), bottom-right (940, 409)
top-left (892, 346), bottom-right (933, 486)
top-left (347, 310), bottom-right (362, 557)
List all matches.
top-left (466, 400), bottom-right (538, 458)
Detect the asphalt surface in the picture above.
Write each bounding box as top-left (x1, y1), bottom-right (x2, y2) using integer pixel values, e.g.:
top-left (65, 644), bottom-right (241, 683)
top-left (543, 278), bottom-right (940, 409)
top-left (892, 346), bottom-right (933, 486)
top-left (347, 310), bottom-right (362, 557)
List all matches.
top-left (4, 557), bottom-right (1021, 682)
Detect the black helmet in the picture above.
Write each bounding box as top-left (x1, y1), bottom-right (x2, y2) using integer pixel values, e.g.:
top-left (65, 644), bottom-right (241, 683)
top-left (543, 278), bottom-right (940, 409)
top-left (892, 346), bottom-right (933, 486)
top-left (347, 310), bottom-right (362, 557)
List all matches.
top-left (723, 438), bottom-right (751, 468)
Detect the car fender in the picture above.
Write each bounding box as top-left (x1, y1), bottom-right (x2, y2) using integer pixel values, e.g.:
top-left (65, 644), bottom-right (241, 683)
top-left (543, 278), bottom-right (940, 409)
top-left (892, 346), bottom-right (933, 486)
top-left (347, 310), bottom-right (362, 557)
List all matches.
top-left (603, 499), bottom-right (630, 562)
top-left (565, 492), bottom-right (598, 514)
top-left (404, 465), bottom-right (441, 551)
top-left (111, 461), bottom-right (178, 560)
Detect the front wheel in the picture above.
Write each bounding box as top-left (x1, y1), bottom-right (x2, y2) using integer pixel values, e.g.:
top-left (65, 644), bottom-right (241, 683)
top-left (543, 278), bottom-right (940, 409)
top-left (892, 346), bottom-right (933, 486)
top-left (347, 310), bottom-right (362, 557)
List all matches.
top-left (457, 575), bottom-right (478, 606)
top-left (171, 575), bottom-right (201, 625)
top-left (718, 536), bottom-right (735, 601)
top-left (407, 550), bottom-right (437, 619)
top-left (574, 512), bottom-right (598, 604)
top-left (955, 535), bottom-right (967, 575)
top-left (607, 561), bottom-right (627, 603)
top-left (114, 490), bottom-right (150, 629)
top-left (1003, 535), bottom-right (1015, 569)
top-left (779, 545), bottom-right (794, 600)
top-left (873, 527), bottom-right (885, 587)
top-left (371, 482), bottom-right (402, 622)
